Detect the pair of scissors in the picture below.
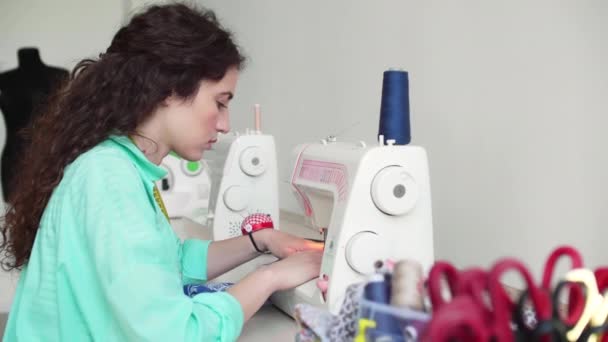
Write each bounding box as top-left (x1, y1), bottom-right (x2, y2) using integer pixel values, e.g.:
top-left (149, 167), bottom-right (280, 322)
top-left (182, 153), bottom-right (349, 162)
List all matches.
top-left (424, 261), bottom-right (489, 341)
top-left (423, 261), bottom-right (515, 341)
top-left (587, 267), bottom-right (608, 342)
top-left (558, 268), bottom-right (608, 342)
top-left (487, 257), bottom-right (552, 342)
top-left (512, 246), bottom-right (586, 341)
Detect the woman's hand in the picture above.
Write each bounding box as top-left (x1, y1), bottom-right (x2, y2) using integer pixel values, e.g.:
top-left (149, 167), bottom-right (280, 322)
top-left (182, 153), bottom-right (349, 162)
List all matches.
top-left (266, 250), bottom-right (323, 291)
top-left (255, 229), bottom-right (323, 259)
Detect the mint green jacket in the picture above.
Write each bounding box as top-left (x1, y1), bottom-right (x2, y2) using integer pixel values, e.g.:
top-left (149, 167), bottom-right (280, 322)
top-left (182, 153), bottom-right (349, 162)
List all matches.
top-left (3, 136), bottom-right (244, 341)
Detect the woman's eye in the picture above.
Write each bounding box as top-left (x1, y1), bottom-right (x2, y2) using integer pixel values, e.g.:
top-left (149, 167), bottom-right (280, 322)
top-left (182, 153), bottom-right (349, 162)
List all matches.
top-left (216, 101), bottom-right (227, 110)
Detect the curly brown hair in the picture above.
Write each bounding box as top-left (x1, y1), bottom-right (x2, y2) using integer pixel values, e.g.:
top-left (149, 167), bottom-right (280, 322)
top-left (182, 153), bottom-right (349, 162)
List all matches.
top-left (0, 3), bottom-right (245, 270)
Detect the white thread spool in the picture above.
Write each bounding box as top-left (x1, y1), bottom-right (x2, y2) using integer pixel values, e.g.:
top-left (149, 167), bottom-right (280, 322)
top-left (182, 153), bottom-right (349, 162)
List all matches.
top-left (390, 259), bottom-right (424, 310)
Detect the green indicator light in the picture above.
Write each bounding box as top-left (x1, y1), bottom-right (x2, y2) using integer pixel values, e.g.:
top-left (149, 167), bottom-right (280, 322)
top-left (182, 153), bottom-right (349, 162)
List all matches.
top-left (186, 161), bottom-right (200, 173)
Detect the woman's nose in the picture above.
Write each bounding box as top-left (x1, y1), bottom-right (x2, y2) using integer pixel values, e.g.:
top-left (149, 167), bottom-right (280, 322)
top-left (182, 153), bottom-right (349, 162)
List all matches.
top-left (217, 112), bottom-right (230, 133)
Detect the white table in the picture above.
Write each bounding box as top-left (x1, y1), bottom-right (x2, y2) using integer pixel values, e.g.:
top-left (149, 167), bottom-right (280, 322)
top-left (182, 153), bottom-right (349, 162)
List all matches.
top-left (239, 305), bottom-right (298, 341)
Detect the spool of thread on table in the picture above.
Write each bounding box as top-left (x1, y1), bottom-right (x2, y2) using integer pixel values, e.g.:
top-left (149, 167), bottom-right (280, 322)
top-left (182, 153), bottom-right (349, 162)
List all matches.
top-left (378, 69), bottom-right (411, 145)
top-left (390, 259), bottom-right (425, 311)
top-left (364, 273), bottom-right (402, 337)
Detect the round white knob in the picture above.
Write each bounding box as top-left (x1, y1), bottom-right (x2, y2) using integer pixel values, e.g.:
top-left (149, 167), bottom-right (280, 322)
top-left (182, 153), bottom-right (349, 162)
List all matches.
top-left (223, 185), bottom-right (250, 212)
top-left (239, 147), bottom-right (266, 176)
top-left (371, 166), bottom-right (419, 216)
top-left (346, 231), bottom-right (389, 274)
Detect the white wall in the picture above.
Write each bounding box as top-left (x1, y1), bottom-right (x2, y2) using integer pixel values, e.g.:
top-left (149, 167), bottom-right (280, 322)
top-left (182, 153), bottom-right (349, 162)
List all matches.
top-left (201, 0), bottom-right (608, 282)
top-left (0, 0), bottom-right (125, 312)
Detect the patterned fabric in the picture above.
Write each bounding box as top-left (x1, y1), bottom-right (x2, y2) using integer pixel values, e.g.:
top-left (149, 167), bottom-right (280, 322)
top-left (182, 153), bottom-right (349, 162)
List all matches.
top-left (294, 305), bottom-right (335, 341)
top-left (329, 283), bottom-right (365, 341)
top-left (294, 282), bottom-right (365, 342)
top-left (184, 282), bottom-right (235, 297)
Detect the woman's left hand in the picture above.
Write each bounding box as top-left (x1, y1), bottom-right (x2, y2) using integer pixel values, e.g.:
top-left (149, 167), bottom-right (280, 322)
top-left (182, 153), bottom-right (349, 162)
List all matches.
top-left (256, 229), bottom-right (323, 259)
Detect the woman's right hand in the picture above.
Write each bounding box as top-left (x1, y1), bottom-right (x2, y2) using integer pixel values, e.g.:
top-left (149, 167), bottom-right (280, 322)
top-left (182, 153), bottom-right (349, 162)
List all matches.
top-left (266, 250), bottom-right (323, 291)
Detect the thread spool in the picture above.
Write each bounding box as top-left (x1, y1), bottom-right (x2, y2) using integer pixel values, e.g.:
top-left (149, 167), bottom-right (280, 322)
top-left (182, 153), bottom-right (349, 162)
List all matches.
top-left (390, 259), bottom-right (425, 311)
top-left (364, 273), bottom-right (402, 337)
top-left (378, 69), bottom-right (411, 145)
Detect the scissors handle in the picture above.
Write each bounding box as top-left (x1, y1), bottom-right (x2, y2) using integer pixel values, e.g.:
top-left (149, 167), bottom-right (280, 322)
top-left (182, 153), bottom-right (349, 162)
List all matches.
top-left (490, 258), bottom-right (552, 341)
top-left (541, 246), bottom-right (583, 289)
top-left (427, 261), bottom-right (460, 310)
top-left (422, 296), bottom-right (490, 342)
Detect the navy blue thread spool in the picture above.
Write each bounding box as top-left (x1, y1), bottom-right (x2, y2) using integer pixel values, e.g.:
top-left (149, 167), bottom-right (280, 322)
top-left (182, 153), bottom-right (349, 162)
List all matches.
top-left (378, 69), bottom-right (411, 145)
top-left (364, 273), bottom-right (403, 339)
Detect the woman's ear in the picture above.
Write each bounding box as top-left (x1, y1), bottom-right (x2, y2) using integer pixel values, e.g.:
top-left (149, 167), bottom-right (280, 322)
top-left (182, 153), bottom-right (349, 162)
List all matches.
top-left (161, 93), bottom-right (178, 107)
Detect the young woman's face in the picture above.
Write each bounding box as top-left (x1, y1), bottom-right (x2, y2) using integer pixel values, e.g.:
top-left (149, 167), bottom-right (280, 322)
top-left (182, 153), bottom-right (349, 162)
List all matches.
top-left (166, 67), bottom-right (239, 161)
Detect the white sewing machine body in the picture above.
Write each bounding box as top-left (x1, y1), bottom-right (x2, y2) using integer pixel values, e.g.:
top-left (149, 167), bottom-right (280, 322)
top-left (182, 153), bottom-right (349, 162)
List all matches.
top-left (203, 131), bottom-right (280, 240)
top-left (271, 139), bottom-right (435, 316)
top-left (156, 154), bottom-right (209, 225)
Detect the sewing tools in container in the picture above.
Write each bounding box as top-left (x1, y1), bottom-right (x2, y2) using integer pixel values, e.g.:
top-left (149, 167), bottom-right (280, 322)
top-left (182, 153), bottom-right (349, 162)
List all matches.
top-left (349, 244), bottom-right (608, 342)
top-left (420, 245), bottom-right (608, 342)
top-left (355, 258), bottom-right (429, 342)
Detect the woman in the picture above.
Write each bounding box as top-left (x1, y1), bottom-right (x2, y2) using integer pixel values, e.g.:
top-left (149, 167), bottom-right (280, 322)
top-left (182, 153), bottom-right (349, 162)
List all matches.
top-left (0, 4), bottom-right (322, 341)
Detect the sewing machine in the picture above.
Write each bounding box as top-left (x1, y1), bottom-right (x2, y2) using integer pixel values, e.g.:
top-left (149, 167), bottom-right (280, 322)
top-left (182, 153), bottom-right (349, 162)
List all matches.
top-left (156, 153), bottom-right (210, 225)
top-left (271, 136), bottom-right (435, 316)
top-left (203, 105), bottom-right (280, 240)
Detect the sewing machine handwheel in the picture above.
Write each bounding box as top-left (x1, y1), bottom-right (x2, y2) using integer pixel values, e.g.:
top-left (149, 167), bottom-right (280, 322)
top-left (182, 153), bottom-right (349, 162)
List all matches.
top-left (222, 185), bottom-right (250, 212)
top-left (346, 231), bottom-right (390, 274)
top-left (371, 166), bottom-right (419, 216)
top-left (239, 146), bottom-right (266, 176)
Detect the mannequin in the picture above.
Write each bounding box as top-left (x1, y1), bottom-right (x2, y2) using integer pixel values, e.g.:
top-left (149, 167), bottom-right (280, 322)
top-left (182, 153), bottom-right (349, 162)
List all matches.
top-left (0, 48), bottom-right (68, 200)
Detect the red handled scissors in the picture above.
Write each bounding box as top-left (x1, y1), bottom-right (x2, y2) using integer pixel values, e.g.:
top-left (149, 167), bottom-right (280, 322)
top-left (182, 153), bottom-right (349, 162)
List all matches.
top-left (424, 262), bottom-right (516, 341)
top-left (511, 246), bottom-right (586, 342)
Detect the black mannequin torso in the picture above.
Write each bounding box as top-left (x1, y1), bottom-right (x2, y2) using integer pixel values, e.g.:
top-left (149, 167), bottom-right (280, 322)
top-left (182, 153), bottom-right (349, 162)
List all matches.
top-left (0, 48), bottom-right (69, 199)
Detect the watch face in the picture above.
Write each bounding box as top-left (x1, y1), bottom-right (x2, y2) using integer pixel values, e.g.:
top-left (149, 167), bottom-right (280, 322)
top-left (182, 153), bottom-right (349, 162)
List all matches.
top-left (240, 213), bottom-right (274, 235)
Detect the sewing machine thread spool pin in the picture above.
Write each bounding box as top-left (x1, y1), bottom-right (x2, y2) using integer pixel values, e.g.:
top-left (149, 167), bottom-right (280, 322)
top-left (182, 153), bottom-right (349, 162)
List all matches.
top-left (254, 103), bottom-right (261, 134)
top-left (378, 134), bottom-right (385, 146)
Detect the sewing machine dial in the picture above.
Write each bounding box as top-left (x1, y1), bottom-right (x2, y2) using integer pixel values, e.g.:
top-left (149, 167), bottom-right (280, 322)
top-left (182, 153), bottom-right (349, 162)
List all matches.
top-left (371, 166), bottom-right (419, 216)
top-left (346, 231), bottom-right (389, 274)
top-left (239, 146), bottom-right (266, 176)
top-left (222, 185), bottom-right (250, 212)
